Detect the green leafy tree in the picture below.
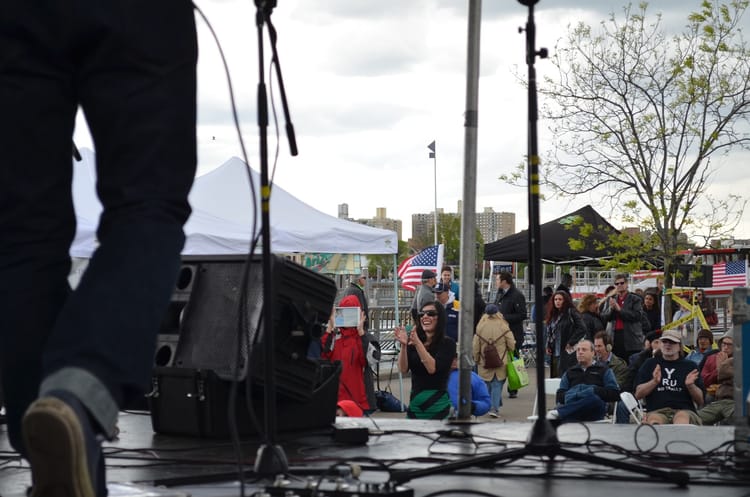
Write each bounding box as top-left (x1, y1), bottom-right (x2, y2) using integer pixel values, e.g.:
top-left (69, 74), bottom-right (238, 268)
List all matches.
top-left (508, 1), bottom-right (750, 314)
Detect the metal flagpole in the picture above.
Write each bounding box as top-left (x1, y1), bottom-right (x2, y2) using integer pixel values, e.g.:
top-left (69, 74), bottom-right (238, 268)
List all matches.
top-left (456, 0), bottom-right (482, 420)
top-left (428, 140), bottom-right (438, 245)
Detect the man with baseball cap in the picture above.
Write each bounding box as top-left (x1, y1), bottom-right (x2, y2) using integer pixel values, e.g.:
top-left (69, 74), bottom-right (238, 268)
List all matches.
top-left (410, 269), bottom-right (438, 322)
top-left (434, 283), bottom-right (459, 342)
top-left (635, 329), bottom-right (705, 425)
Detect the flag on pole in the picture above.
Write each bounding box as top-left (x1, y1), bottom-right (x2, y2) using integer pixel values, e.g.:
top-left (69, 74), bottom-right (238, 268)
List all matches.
top-left (712, 260), bottom-right (747, 287)
top-left (398, 244), bottom-right (444, 291)
top-left (427, 140), bottom-right (436, 159)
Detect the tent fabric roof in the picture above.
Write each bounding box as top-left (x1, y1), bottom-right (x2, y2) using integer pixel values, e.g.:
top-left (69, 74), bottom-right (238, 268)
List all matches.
top-left (70, 150), bottom-right (398, 257)
top-left (483, 205), bottom-right (620, 264)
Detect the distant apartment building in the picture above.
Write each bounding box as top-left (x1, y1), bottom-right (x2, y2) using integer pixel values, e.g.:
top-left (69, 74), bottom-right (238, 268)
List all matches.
top-left (411, 206), bottom-right (514, 243)
top-left (338, 204), bottom-right (402, 241)
top-left (358, 207), bottom-right (402, 241)
top-left (477, 207), bottom-right (515, 242)
top-left (412, 209), bottom-right (446, 241)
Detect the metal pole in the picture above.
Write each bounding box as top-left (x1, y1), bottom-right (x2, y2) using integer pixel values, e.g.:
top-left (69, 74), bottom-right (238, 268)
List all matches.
top-left (253, 1), bottom-right (288, 474)
top-left (457, 0), bottom-right (482, 420)
top-left (519, 0), bottom-right (556, 446)
top-left (394, 252), bottom-right (406, 411)
top-left (433, 154), bottom-right (438, 246)
top-left (393, 253), bottom-right (400, 327)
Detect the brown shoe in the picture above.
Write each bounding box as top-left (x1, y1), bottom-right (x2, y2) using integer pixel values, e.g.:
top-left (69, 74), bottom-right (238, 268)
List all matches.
top-left (22, 393), bottom-right (103, 497)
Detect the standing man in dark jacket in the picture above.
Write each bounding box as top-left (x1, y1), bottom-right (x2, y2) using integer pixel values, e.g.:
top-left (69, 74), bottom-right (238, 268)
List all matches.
top-left (556, 273), bottom-right (573, 296)
top-left (600, 273), bottom-right (646, 362)
top-left (494, 271), bottom-right (527, 398)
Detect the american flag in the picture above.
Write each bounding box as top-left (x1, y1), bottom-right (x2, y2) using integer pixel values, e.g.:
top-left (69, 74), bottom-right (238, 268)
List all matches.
top-left (712, 260), bottom-right (747, 287)
top-left (398, 244), bottom-right (444, 291)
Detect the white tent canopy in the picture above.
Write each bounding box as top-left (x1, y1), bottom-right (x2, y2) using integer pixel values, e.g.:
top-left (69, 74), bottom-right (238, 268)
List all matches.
top-left (70, 149), bottom-right (398, 257)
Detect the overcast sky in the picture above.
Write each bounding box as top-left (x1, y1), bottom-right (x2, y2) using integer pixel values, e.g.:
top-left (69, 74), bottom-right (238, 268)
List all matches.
top-left (74, 0), bottom-right (750, 242)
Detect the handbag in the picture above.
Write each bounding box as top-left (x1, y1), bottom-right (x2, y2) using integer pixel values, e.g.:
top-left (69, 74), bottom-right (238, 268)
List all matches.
top-left (375, 389), bottom-right (404, 412)
top-left (506, 350), bottom-right (529, 390)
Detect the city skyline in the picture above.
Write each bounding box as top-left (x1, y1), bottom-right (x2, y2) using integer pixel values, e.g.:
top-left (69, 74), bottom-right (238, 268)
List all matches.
top-left (340, 202), bottom-right (516, 243)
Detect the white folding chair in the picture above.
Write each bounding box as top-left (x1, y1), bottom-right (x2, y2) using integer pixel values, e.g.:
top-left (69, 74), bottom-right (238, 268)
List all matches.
top-left (595, 400), bottom-right (618, 423)
top-left (528, 377), bottom-right (561, 421)
top-left (619, 391), bottom-right (644, 424)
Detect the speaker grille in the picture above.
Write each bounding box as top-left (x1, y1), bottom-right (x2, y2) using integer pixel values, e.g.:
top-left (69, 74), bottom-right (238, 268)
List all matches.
top-left (174, 261), bottom-right (255, 378)
top-left (170, 256), bottom-right (336, 401)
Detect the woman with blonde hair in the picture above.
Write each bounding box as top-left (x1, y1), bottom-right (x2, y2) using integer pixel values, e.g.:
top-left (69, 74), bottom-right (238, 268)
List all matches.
top-left (473, 304), bottom-right (516, 417)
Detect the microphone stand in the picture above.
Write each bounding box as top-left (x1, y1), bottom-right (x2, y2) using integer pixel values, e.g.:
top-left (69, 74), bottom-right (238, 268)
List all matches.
top-left (252, 0), bottom-right (297, 476)
top-left (391, 1), bottom-right (690, 486)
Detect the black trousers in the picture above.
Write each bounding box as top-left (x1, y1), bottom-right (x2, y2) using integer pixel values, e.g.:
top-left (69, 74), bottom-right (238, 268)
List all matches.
top-left (0, 0), bottom-right (197, 453)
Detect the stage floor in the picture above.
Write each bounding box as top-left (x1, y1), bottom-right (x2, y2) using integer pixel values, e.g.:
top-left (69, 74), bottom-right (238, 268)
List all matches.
top-left (1, 411), bottom-right (749, 497)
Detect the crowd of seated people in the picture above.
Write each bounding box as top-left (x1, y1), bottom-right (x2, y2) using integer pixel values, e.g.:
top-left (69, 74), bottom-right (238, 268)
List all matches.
top-left (543, 284), bottom-right (736, 426)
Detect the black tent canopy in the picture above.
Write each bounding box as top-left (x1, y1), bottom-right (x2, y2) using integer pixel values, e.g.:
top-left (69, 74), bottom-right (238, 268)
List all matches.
top-left (483, 205), bottom-right (620, 264)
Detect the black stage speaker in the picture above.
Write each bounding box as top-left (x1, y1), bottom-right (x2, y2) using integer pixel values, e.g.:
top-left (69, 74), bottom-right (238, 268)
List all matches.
top-left (169, 254), bottom-right (336, 401)
top-left (674, 264), bottom-right (713, 288)
top-left (148, 254), bottom-right (339, 436)
top-left (149, 360), bottom-right (341, 438)
top-left (154, 262), bottom-right (198, 367)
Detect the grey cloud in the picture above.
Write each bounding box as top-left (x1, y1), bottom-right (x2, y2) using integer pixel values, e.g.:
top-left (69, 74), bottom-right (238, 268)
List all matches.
top-left (294, 101), bottom-right (418, 136)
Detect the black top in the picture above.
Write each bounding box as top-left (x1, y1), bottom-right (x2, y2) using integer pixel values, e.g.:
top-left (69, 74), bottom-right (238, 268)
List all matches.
top-left (494, 284), bottom-right (527, 341)
top-left (644, 307), bottom-right (661, 333)
top-left (581, 310), bottom-right (604, 339)
top-left (636, 356), bottom-right (704, 412)
top-left (548, 307), bottom-right (587, 349)
top-left (407, 337), bottom-right (457, 399)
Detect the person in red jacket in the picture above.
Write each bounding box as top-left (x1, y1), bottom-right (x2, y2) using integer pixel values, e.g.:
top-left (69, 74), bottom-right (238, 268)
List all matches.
top-left (321, 295), bottom-right (370, 412)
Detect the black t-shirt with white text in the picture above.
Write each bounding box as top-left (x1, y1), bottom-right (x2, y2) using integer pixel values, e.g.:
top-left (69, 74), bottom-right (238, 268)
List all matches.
top-left (636, 356), bottom-right (703, 412)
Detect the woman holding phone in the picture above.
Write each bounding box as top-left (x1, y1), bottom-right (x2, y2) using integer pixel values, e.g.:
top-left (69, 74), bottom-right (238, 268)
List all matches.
top-left (321, 295), bottom-right (370, 413)
top-left (394, 300), bottom-right (456, 419)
